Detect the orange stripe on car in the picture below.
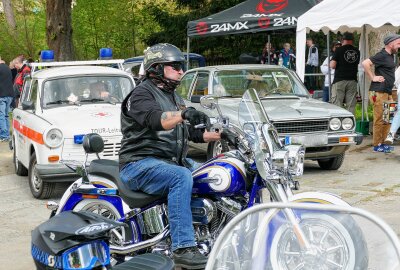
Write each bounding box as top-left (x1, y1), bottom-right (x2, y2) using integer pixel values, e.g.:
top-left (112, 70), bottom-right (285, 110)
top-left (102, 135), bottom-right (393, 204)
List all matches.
top-left (13, 119), bottom-right (44, 145)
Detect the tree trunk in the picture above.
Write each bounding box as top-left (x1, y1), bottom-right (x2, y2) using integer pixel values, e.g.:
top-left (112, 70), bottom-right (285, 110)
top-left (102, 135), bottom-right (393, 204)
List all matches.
top-left (46, 0), bottom-right (74, 61)
top-left (2, 0), bottom-right (17, 33)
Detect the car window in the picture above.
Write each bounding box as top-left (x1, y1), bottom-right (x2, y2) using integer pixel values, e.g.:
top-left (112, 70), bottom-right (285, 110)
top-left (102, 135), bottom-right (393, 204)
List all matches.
top-left (192, 72), bottom-right (209, 96)
top-left (28, 80), bottom-right (38, 108)
top-left (176, 72), bottom-right (195, 99)
top-left (42, 76), bottom-right (133, 108)
top-left (21, 77), bottom-right (32, 102)
top-left (213, 69), bottom-right (309, 98)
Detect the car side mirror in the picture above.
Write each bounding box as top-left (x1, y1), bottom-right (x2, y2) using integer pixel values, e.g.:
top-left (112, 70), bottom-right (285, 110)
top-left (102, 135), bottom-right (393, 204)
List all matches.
top-left (200, 95), bottom-right (217, 110)
top-left (22, 101), bottom-right (35, 111)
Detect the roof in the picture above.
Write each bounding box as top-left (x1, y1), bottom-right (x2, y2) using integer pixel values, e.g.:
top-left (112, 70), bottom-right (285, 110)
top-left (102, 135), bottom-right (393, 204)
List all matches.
top-left (32, 66), bottom-right (131, 80)
top-left (187, 0), bottom-right (317, 38)
top-left (187, 64), bottom-right (285, 72)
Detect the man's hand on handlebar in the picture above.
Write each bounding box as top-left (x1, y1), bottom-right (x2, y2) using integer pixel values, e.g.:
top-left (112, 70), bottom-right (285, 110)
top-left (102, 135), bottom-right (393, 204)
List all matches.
top-left (181, 107), bottom-right (211, 130)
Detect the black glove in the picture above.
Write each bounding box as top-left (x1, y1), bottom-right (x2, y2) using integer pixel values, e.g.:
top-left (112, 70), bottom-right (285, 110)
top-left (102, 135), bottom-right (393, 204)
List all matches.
top-left (181, 107), bottom-right (211, 130)
top-left (221, 129), bottom-right (238, 147)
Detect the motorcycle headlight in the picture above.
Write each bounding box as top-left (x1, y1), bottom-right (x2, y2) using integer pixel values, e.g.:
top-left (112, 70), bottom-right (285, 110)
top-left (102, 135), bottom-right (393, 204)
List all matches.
top-left (43, 127), bottom-right (64, 148)
top-left (342, 117), bottom-right (354, 130)
top-left (272, 150), bottom-right (289, 172)
top-left (286, 145), bottom-right (305, 177)
top-left (329, 118), bottom-right (341, 131)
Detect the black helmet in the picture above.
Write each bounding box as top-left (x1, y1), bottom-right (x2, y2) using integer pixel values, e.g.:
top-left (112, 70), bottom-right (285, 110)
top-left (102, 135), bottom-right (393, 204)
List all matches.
top-left (143, 43), bottom-right (185, 72)
top-left (31, 211), bottom-right (122, 270)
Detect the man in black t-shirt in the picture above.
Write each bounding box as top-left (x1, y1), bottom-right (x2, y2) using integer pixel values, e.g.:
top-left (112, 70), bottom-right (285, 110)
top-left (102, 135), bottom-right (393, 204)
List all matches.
top-left (330, 32), bottom-right (360, 114)
top-left (362, 34), bottom-right (400, 152)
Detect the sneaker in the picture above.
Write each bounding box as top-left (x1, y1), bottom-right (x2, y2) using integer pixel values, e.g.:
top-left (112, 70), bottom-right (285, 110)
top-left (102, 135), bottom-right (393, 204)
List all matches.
top-left (382, 144), bottom-right (394, 152)
top-left (373, 144), bottom-right (392, 153)
top-left (384, 132), bottom-right (395, 144)
top-left (173, 247), bottom-right (207, 269)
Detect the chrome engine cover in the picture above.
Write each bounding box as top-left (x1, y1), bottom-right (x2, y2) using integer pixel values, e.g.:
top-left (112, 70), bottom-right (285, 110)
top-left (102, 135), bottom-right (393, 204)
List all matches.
top-left (138, 205), bottom-right (166, 235)
top-left (191, 198), bottom-right (216, 224)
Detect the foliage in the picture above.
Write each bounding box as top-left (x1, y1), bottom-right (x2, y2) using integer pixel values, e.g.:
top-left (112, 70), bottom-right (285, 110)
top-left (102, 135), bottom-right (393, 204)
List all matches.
top-left (0, 0), bottom-right (46, 62)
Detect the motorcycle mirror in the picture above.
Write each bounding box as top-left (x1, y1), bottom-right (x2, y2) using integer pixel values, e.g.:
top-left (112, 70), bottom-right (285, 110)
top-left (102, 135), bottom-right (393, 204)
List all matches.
top-left (200, 95), bottom-right (217, 110)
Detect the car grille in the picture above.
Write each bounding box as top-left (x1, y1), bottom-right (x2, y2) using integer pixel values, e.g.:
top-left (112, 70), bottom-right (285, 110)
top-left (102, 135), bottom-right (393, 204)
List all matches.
top-left (272, 119), bottom-right (329, 134)
top-left (62, 136), bottom-right (121, 161)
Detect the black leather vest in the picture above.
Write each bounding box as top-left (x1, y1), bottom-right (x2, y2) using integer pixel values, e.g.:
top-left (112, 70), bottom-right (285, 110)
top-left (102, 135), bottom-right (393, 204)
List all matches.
top-left (119, 79), bottom-right (189, 167)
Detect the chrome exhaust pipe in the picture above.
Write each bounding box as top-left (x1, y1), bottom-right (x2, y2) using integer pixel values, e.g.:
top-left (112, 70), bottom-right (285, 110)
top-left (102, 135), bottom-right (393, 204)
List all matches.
top-left (109, 227), bottom-right (170, 254)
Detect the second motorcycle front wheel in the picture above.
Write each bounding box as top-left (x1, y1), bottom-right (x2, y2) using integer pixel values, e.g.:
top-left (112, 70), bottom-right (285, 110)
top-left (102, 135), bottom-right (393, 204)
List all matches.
top-left (268, 212), bottom-right (368, 270)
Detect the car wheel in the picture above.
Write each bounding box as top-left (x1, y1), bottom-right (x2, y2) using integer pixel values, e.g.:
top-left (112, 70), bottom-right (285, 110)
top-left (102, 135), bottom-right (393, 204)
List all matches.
top-left (207, 139), bottom-right (230, 160)
top-left (28, 153), bottom-right (55, 199)
top-left (13, 138), bottom-right (28, 176)
top-left (317, 152), bottom-right (345, 170)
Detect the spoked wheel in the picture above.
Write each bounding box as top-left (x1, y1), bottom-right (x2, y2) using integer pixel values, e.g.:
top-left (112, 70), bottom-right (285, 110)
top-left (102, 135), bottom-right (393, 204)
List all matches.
top-left (207, 140), bottom-right (230, 160)
top-left (269, 213), bottom-right (368, 270)
top-left (73, 200), bottom-right (134, 246)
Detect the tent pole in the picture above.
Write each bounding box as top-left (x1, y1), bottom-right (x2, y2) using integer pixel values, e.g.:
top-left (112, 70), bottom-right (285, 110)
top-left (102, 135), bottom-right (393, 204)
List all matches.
top-left (187, 37), bottom-right (190, 70)
top-left (268, 35), bottom-right (271, 64)
top-left (361, 25), bottom-right (366, 122)
top-left (327, 32), bottom-right (331, 101)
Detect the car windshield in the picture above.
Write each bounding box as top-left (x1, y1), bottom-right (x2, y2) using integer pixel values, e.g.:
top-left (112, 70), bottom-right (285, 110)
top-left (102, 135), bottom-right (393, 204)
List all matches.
top-left (213, 69), bottom-right (309, 98)
top-left (42, 76), bottom-right (133, 108)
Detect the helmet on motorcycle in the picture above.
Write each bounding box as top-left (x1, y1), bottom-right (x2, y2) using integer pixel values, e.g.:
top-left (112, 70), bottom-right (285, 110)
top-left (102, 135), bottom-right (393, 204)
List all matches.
top-left (31, 211), bottom-right (122, 270)
top-left (143, 43), bottom-right (185, 76)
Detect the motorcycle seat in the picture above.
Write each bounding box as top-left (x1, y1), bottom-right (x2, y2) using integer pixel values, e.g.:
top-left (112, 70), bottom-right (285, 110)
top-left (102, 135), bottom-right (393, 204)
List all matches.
top-left (112, 253), bottom-right (174, 270)
top-left (88, 159), bottom-right (166, 208)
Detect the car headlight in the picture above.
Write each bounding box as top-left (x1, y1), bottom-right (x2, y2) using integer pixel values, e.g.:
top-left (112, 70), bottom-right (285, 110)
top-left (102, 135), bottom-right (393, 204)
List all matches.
top-left (43, 127), bottom-right (64, 148)
top-left (342, 117), bottom-right (354, 130)
top-left (329, 118), bottom-right (341, 131)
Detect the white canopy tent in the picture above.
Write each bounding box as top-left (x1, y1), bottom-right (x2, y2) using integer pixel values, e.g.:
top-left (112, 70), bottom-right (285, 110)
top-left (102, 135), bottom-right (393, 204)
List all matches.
top-left (295, 0), bottom-right (400, 120)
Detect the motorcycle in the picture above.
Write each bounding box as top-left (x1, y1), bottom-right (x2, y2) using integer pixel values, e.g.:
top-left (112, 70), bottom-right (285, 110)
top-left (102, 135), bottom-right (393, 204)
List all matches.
top-left (31, 210), bottom-right (174, 270)
top-left (206, 202), bottom-right (400, 270)
top-left (47, 88), bottom-right (366, 266)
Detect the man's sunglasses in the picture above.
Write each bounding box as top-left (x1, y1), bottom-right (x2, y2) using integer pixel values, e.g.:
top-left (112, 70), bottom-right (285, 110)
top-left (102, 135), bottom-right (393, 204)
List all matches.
top-left (165, 62), bottom-right (185, 71)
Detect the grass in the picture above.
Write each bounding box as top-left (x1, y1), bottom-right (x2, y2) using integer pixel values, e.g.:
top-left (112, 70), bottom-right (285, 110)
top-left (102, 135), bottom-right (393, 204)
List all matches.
top-left (354, 103), bottom-right (373, 121)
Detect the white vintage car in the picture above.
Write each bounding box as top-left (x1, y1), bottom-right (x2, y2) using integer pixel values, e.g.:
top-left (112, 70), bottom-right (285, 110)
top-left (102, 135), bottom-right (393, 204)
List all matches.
top-left (12, 61), bottom-right (135, 199)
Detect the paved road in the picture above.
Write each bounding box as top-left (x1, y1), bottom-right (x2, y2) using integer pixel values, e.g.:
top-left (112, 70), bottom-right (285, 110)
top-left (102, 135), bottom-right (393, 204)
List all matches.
top-left (0, 136), bottom-right (399, 269)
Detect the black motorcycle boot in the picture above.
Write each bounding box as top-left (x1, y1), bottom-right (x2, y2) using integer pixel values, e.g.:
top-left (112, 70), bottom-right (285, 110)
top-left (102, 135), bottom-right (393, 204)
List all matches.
top-left (173, 247), bottom-right (208, 269)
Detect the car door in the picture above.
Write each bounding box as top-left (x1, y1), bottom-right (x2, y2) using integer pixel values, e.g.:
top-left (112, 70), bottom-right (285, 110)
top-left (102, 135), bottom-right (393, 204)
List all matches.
top-left (16, 79), bottom-right (38, 166)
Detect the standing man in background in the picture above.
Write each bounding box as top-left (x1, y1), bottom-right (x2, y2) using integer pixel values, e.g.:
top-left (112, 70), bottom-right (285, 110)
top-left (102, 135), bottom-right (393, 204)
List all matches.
top-left (305, 38), bottom-right (319, 90)
top-left (330, 32), bottom-right (360, 114)
top-left (0, 60), bottom-right (15, 142)
top-left (362, 34), bottom-right (400, 153)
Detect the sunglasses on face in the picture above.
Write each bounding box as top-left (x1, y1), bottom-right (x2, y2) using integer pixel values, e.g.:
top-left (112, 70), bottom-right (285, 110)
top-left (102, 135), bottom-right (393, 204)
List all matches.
top-left (165, 62), bottom-right (184, 71)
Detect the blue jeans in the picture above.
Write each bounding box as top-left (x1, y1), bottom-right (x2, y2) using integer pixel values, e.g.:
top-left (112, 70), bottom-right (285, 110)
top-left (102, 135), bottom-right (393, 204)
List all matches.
top-left (390, 94), bottom-right (400, 134)
top-left (323, 86), bottom-right (330, 102)
top-left (0, 96), bottom-right (13, 140)
top-left (120, 157), bottom-right (199, 251)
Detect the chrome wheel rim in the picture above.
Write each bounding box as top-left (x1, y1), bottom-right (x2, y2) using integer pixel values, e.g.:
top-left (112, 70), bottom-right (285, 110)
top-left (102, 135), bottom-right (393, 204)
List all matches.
top-left (270, 215), bottom-right (355, 270)
top-left (31, 165), bottom-right (42, 192)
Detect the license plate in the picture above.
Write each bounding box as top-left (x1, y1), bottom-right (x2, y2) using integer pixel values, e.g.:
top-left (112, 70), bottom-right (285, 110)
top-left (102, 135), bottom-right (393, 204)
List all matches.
top-left (285, 134), bottom-right (327, 147)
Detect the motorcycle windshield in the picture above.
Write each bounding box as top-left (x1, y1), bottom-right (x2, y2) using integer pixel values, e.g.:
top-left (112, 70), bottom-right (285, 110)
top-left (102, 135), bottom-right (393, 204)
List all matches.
top-left (238, 89), bottom-right (282, 180)
top-left (205, 203), bottom-right (400, 270)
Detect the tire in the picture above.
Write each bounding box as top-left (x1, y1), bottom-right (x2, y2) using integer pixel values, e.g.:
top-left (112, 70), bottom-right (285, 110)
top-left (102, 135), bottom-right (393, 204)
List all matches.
top-left (74, 199), bottom-right (135, 246)
top-left (13, 138), bottom-right (28, 176)
top-left (268, 212), bottom-right (368, 270)
top-left (28, 153), bottom-right (55, 199)
top-left (317, 152), bottom-right (345, 170)
top-left (207, 140), bottom-right (230, 160)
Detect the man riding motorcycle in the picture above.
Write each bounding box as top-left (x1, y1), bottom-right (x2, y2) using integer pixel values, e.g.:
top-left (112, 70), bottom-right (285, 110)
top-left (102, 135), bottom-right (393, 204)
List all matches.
top-left (119, 43), bottom-right (221, 269)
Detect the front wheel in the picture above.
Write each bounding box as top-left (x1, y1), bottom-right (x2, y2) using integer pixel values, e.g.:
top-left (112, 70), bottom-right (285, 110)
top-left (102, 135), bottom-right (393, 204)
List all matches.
top-left (317, 152), bottom-right (345, 170)
top-left (269, 212), bottom-right (368, 270)
top-left (28, 153), bottom-right (55, 199)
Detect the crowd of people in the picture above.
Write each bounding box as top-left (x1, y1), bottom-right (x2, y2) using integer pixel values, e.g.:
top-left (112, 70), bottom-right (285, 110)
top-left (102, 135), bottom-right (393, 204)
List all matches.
top-left (260, 33), bottom-right (400, 153)
top-left (0, 55), bottom-right (31, 142)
